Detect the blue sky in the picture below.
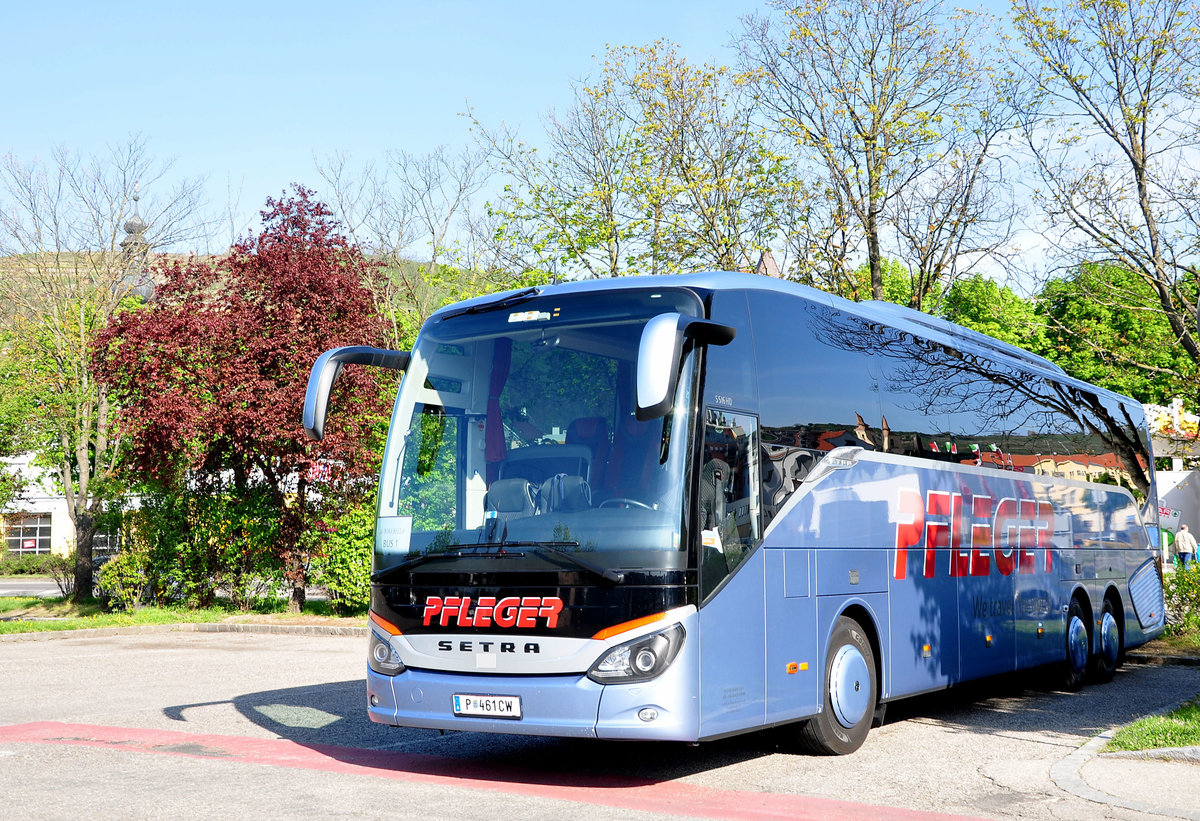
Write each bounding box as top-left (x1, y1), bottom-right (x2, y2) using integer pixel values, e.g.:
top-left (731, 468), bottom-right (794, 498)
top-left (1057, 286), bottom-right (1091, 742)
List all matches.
top-left (5, 1), bottom-right (761, 244)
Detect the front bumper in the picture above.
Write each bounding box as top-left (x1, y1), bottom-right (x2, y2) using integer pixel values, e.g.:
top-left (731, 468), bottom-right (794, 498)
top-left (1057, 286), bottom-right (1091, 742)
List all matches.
top-left (367, 639), bottom-right (699, 741)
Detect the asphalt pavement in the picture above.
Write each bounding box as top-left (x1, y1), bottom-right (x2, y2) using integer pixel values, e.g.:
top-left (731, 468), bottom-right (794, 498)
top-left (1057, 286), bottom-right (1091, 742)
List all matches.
top-left (1, 623), bottom-right (1199, 820)
top-left (0, 576), bottom-right (62, 598)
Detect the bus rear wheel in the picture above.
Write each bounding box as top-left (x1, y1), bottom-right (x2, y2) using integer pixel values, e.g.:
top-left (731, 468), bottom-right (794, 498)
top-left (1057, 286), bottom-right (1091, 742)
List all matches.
top-left (798, 616), bottom-right (876, 755)
top-left (1062, 597), bottom-right (1089, 691)
top-left (1090, 597), bottom-right (1121, 683)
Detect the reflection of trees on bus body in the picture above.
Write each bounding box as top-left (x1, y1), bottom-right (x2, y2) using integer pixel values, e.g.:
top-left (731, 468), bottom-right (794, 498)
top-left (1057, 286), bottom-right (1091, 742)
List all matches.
top-left (798, 301), bottom-right (1151, 501)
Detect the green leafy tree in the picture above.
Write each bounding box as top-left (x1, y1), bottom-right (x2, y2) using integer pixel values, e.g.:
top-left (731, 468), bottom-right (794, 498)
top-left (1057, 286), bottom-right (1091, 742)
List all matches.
top-left (0, 140), bottom-right (204, 598)
top-left (940, 274), bottom-right (1044, 350)
top-left (848, 258), bottom-right (924, 305)
top-left (613, 42), bottom-right (787, 274)
top-left (1011, 0), bottom-right (1200, 370)
top-left (476, 42), bottom-right (787, 278)
top-left (1036, 263), bottom-right (1194, 404)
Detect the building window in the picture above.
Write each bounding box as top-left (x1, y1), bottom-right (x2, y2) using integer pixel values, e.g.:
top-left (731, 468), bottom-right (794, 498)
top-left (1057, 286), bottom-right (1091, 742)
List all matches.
top-left (5, 513), bottom-right (52, 555)
top-left (93, 528), bottom-right (122, 556)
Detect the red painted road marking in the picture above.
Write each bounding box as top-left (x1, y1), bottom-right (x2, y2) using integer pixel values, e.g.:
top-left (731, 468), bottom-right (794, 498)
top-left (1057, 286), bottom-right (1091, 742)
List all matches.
top-left (0, 722), bottom-right (986, 821)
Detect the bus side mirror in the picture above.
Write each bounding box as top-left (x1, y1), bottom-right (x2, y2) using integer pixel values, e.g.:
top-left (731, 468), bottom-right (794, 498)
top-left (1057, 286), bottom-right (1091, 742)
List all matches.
top-left (303, 346), bottom-right (410, 441)
top-left (636, 314), bottom-right (735, 421)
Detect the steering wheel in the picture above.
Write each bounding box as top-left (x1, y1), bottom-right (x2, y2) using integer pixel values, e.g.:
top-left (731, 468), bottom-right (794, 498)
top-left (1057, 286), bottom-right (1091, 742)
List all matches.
top-left (598, 497), bottom-right (654, 510)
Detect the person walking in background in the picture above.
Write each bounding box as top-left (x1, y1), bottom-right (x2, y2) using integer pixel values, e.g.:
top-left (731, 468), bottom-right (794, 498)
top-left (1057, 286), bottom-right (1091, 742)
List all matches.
top-left (1174, 524), bottom-right (1197, 570)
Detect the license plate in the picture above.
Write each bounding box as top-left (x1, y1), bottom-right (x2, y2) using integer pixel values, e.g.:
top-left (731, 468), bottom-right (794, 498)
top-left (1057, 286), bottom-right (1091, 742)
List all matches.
top-left (452, 693), bottom-right (522, 719)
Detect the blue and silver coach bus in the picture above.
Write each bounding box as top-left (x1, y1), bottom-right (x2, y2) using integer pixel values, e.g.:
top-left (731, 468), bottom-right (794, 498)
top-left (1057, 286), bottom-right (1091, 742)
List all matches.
top-left (304, 272), bottom-right (1165, 754)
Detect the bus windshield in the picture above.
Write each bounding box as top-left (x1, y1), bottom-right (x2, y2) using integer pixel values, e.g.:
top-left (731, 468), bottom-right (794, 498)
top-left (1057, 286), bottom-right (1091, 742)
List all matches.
top-left (375, 288), bottom-right (702, 575)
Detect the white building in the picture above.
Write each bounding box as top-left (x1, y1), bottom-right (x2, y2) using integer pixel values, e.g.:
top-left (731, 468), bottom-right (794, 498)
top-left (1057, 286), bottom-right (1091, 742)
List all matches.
top-left (1, 455), bottom-right (74, 556)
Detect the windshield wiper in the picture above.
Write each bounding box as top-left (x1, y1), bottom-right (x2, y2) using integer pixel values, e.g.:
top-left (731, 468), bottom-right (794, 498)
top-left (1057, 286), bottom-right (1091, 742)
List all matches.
top-left (440, 287), bottom-right (540, 320)
top-left (372, 540), bottom-right (624, 585)
top-left (527, 542), bottom-right (625, 585)
top-left (371, 544), bottom-right (528, 581)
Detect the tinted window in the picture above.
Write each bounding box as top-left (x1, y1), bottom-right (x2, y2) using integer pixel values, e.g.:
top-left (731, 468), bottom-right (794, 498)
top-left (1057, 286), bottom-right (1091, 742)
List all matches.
top-left (748, 290), bottom-right (884, 520)
top-left (871, 326), bottom-right (1086, 464)
top-left (703, 290), bottom-right (757, 411)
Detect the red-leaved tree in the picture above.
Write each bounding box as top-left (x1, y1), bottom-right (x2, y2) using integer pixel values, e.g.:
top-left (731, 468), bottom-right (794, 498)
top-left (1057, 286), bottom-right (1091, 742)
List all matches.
top-left (95, 186), bottom-right (393, 610)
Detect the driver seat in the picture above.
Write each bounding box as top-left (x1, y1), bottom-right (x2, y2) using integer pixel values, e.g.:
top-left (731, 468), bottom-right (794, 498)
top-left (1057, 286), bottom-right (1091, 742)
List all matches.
top-left (602, 416), bottom-right (661, 502)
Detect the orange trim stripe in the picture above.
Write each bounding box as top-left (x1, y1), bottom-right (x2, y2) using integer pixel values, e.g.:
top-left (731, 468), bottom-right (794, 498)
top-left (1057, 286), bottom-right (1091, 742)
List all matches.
top-left (591, 612), bottom-right (667, 641)
top-left (369, 610), bottom-right (403, 636)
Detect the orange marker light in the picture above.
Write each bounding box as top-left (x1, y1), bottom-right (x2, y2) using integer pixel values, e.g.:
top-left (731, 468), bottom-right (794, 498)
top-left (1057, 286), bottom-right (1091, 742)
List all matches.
top-left (592, 612), bottom-right (668, 641)
top-left (786, 662), bottom-right (799, 674)
top-left (369, 610), bottom-right (403, 636)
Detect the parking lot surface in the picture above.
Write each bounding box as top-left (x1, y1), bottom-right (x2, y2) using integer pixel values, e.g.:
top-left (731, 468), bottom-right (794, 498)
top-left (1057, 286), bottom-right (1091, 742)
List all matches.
top-left (1, 628), bottom-right (1198, 820)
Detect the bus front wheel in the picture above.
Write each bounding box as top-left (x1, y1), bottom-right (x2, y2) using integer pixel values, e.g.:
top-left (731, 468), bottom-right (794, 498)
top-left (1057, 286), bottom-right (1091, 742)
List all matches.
top-left (798, 616), bottom-right (877, 755)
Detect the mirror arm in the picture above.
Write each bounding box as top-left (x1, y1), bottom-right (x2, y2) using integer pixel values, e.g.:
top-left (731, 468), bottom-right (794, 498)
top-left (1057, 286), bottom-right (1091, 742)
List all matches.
top-left (683, 318), bottom-right (736, 347)
top-left (303, 346), bottom-right (410, 441)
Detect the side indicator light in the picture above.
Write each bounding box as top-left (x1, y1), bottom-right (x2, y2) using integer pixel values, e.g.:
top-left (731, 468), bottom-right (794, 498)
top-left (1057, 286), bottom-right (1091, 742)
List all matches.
top-left (985, 634), bottom-right (993, 647)
top-left (922, 643), bottom-right (932, 658)
top-left (786, 662), bottom-right (799, 674)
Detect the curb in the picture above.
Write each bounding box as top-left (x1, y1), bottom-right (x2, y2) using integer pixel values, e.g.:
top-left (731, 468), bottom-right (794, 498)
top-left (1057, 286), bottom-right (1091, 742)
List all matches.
top-left (1125, 650), bottom-right (1200, 667)
top-left (1051, 693), bottom-right (1200, 821)
top-left (0, 622), bottom-right (368, 642)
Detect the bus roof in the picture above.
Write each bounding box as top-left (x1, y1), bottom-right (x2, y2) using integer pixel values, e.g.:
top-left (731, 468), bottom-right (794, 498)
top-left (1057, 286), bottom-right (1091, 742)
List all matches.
top-left (429, 271), bottom-right (1134, 408)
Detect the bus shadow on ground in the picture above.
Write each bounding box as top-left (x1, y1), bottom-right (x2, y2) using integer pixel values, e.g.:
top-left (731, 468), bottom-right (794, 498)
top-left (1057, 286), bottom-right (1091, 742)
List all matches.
top-left (162, 679), bottom-right (777, 786)
top-left (880, 661), bottom-right (1192, 742)
top-left (160, 662), bottom-right (1193, 787)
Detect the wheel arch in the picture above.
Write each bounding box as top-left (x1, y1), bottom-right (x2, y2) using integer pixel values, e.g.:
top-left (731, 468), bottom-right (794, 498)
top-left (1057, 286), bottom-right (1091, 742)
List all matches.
top-left (838, 602), bottom-right (883, 700)
top-left (1102, 583), bottom-right (1126, 658)
top-left (1070, 584), bottom-right (1095, 631)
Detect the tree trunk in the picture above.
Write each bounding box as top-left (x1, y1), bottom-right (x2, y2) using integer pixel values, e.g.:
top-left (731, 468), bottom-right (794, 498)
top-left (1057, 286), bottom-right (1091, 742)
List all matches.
top-left (288, 561), bottom-right (307, 613)
top-left (72, 512), bottom-right (95, 603)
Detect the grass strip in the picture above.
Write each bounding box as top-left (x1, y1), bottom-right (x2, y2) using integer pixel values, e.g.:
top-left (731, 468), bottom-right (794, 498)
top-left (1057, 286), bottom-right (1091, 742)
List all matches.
top-left (0, 596), bottom-right (364, 634)
top-left (1104, 697), bottom-right (1200, 753)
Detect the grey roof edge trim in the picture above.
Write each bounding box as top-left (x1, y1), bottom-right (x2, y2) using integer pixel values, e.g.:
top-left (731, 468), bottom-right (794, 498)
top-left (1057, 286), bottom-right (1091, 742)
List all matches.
top-left (424, 271), bottom-right (1140, 407)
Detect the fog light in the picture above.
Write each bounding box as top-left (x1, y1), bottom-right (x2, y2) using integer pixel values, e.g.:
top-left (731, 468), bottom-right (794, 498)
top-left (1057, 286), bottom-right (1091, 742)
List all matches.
top-left (638, 708), bottom-right (659, 722)
top-left (369, 694), bottom-right (379, 707)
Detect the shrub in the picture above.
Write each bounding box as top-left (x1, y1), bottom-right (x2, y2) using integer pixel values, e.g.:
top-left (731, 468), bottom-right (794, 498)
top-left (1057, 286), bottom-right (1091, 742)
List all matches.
top-left (309, 501), bottom-right (374, 615)
top-left (0, 552), bottom-right (66, 576)
top-left (1164, 561), bottom-right (1200, 627)
top-left (99, 549), bottom-right (148, 612)
top-left (131, 485), bottom-right (282, 609)
top-left (46, 553), bottom-right (75, 597)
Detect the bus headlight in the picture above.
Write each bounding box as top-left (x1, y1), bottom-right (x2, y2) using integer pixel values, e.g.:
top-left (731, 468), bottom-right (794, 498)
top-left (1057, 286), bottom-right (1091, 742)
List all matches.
top-left (587, 624), bottom-right (685, 683)
top-left (368, 630), bottom-right (406, 676)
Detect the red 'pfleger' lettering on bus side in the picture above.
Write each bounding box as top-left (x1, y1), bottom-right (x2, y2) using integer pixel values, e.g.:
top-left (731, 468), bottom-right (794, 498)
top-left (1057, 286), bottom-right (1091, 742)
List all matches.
top-left (893, 488), bottom-right (925, 580)
top-left (893, 489), bottom-right (1054, 580)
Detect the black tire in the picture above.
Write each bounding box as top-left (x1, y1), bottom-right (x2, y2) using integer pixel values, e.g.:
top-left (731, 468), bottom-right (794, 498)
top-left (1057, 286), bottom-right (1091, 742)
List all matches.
top-left (1061, 596), bottom-right (1089, 691)
top-left (1089, 597), bottom-right (1122, 683)
top-left (798, 616), bottom-right (877, 755)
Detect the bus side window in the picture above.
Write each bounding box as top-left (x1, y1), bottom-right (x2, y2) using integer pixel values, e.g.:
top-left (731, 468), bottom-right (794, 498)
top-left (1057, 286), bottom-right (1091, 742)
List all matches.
top-left (700, 408), bottom-right (761, 599)
top-left (748, 289), bottom-right (884, 518)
